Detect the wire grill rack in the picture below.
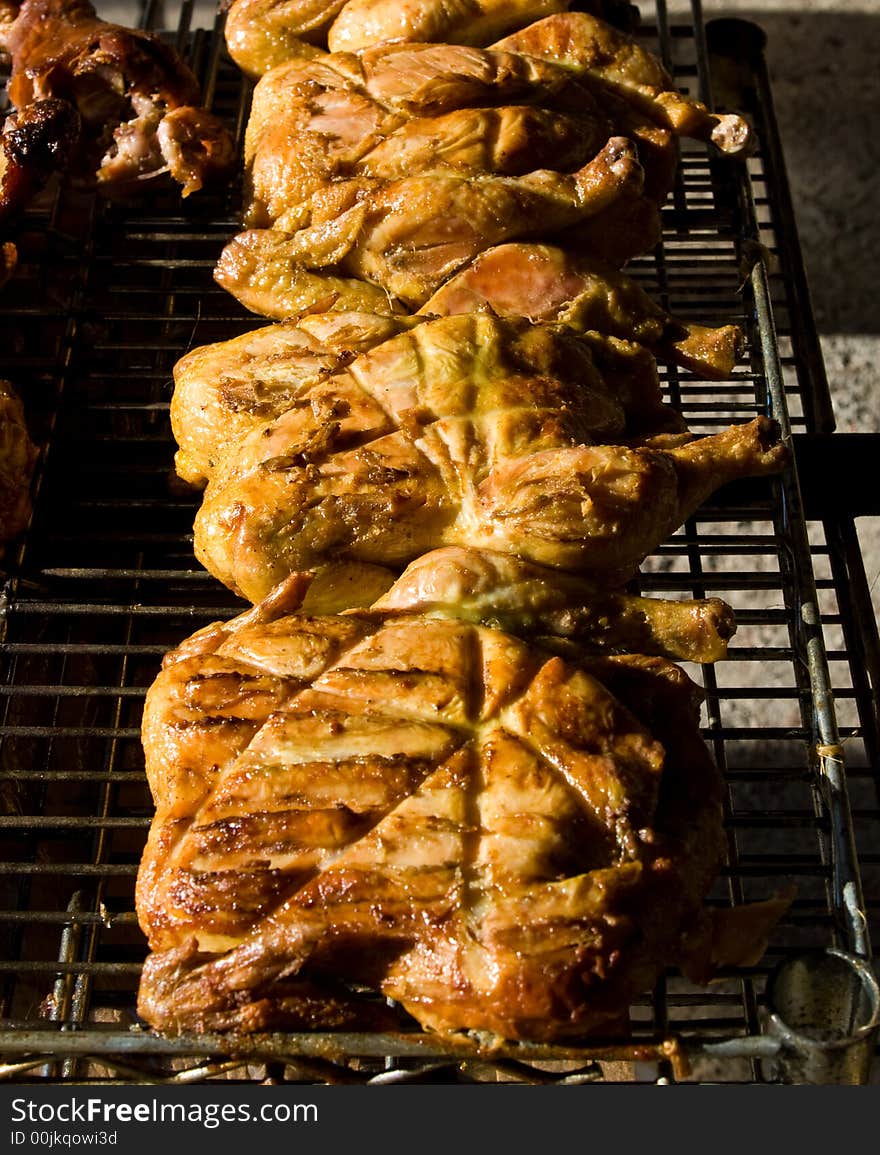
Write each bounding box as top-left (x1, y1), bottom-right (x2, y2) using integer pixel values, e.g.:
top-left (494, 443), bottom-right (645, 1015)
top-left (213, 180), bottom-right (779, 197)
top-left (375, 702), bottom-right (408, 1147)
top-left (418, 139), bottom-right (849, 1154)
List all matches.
top-left (0, 0), bottom-right (877, 1084)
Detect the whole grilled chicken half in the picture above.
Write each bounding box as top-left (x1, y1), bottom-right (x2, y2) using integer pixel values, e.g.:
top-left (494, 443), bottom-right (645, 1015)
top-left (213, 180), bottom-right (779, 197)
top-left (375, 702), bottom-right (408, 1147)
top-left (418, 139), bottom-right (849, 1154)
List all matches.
top-left (171, 309), bottom-right (681, 489)
top-left (136, 574), bottom-right (787, 1040)
top-left (223, 0), bottom-right (637, 77)
top-left (191, 313), bottom-right (787, 603)
top-left (0, 0), bottom-right (234, 198)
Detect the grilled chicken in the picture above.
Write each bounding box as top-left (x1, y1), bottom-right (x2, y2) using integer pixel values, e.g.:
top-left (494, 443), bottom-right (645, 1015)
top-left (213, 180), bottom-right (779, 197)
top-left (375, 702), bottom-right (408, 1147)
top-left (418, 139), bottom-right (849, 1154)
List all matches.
top-left (190, 312), bottom-right (786, 602)
top-left (224, 0), bottom-right (640, 76)
top-left (0, 379), bottom-right (38, 548)
top-left (172, 311), bottom-right (682, 489)
top-left (0, 99), bottom-right (80, 223)
top-left (492, 13), bottom-right (750, 155)
top-left (136, 583), bottom-right (727, 1039)
top-left (374, 545), bottom-right (737, 663)
top-left (221, 136), bottom-right (641, 310)
top-left (423, 243), bottom-right (744, 379)
top-left (241, 46), bottom-right (611, 230)
top-left (0, 0), bottom-right (234, 196)
top-left (172, 312), bottom-right (421, 487)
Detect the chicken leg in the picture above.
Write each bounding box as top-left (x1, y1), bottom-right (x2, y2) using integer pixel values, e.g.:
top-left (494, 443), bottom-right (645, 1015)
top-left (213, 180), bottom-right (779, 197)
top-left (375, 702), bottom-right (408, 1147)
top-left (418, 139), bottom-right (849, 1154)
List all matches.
top-left (422, 242), bottom-right (744, 379)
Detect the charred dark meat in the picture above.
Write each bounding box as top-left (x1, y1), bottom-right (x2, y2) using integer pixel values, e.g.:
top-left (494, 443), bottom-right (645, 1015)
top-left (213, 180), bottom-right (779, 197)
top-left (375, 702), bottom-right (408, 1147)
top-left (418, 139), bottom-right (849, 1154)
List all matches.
top-left (0, 0), bottom-right (234, 198)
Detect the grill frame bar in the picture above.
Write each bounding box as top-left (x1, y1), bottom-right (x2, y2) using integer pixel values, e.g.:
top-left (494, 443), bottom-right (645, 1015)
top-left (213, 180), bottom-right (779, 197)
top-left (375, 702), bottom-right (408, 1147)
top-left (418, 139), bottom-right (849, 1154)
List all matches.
top-left (0, 0), bottom-right (876, 1084)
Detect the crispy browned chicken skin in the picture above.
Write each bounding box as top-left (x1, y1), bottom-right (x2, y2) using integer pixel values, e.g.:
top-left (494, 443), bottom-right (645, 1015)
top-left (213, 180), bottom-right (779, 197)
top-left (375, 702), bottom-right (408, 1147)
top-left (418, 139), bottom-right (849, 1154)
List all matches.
top-left (0, 98), bottom-right (80, 223)
top-left (136, 580), bottom-right (728, 1040)
top-left (0, 0), bottom-right (234, 197)
top-left (189, 312), bottom-right (786, 602)
top-left (137, 570), bottom-right (790, 1039)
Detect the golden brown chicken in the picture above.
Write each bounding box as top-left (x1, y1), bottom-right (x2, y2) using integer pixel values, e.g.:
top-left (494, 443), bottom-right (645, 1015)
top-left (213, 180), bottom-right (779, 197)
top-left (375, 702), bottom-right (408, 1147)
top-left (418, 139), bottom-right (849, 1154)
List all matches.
top-left (171, 310), bottom-right (680, 489)
top-left (220, 136), bottom-right (642, 310)
top-left (239, 37), bottom-right (679, 236)
top-left (136, 576), bottom-right (729, 1040)
top-left (422, 242), bottom-right (744, 379)
top-left (190, 313), bottom-right (785, 603)
top-left (0, 0), bottom-right (234, 197)
top-left (223, 0), bottom-right (639, 76)
top-left (137, 569), bottom-right (790, 1039)
top-left (0, 379), bottom-right (38, 548)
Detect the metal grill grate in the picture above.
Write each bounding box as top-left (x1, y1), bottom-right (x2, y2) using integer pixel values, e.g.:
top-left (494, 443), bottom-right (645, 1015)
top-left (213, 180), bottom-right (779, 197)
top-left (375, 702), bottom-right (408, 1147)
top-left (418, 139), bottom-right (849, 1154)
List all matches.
top-left (1, 0), bottom-right (877, 1084)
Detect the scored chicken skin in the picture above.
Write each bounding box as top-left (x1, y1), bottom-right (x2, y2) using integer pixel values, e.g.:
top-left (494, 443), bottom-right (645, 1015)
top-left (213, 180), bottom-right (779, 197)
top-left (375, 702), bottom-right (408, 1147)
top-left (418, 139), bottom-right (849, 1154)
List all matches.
top-left (242, 46), bottom-right (610, 230)
top-left (0, 0), bottom-right (234, 196)
top-left (136, 585), bottom-right (727, 1039)
top-left (422, 242), bottom-right (744, 379)
top-left (172, 313), bottom-right (682, 490)
top-left (191, 313), bottom-right (786, 602)
top-left (172, 312), bottom-right (422, 487)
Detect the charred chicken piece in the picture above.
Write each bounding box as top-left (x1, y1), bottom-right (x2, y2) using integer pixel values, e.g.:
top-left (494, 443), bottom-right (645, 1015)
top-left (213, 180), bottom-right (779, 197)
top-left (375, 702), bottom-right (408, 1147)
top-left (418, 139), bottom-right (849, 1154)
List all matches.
top-left (137, 581), bottom-right (781, 1040)
top-left (0, 379), bottom-right (38, 548)
top-left (190, 313), bottom-right (786, 602)
top-left (422, 242), bottom-right (744, 379)
top-left (493, 13), bottom-right (750, 154)
top-left (0, 98), bottom-right (80, 223)
top-left (0, 0), bottom-right (234, 196)
top-left (219, 136), bottom-right (642, 311)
